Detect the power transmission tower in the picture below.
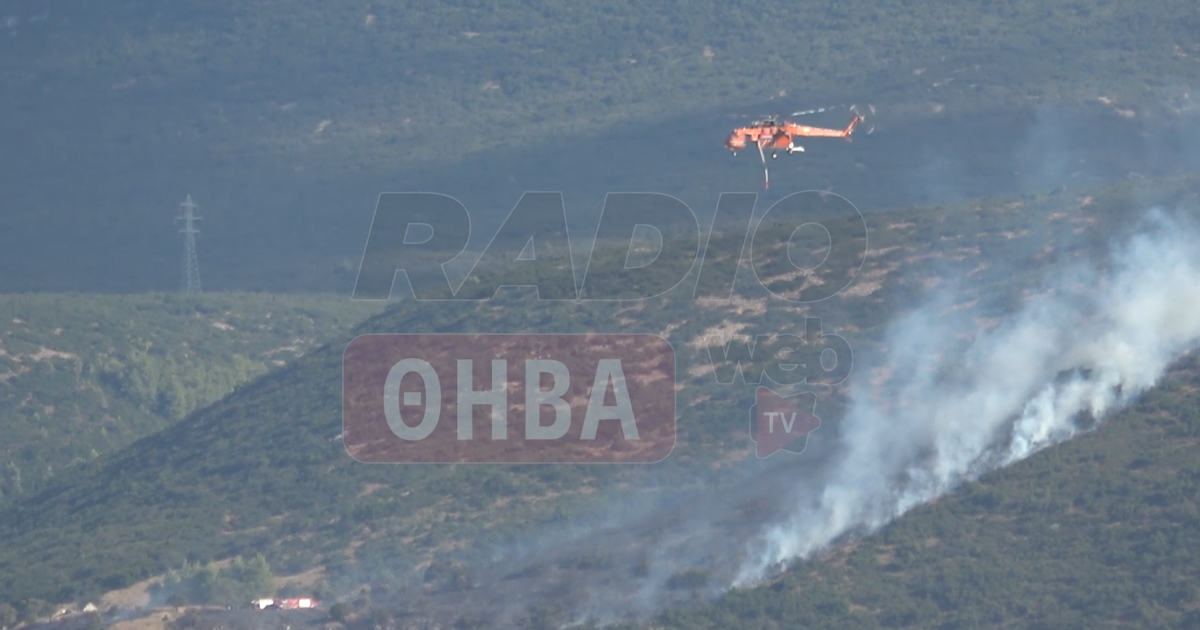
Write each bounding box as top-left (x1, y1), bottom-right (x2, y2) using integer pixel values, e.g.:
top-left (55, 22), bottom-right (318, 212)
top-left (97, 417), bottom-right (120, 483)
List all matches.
top-left (177, 194), bottom-right (202, 293)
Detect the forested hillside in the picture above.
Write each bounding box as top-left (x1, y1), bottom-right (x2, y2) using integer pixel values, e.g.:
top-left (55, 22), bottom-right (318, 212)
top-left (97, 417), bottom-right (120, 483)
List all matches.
top-left (0, 293), bottom-right (381, 503)
top-left (1, 173), bottom-right (1195, 628)
top-left (641, 359), bottom-right (1200, 629)
top-left (1, 0), bottom-right (1198, 293)
top-left (3, 0), bottom-right (1196, 172)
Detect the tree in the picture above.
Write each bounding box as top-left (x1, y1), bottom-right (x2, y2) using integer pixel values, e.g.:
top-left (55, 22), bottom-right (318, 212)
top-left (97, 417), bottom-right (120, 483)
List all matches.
top-left (154, 555), bottom-right (275, 607)
top-left (666, 569), bottom-right (711, 601)
top-left (0, 603), bottom-right (17, 630)
top-left (328, 603), bottom-right (350, 623)
top-left (20, 599), bottom-right (49, 624)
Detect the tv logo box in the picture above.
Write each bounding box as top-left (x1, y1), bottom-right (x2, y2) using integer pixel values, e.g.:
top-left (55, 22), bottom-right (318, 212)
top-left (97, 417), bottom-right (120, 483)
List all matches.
top-left (748, 387), bottom-right (820, 458)
top-left (343, 334), bottom-right (676, 463)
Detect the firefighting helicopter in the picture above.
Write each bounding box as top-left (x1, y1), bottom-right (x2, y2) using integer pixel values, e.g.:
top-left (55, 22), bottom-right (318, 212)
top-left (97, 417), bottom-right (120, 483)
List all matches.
top-left (724, 104), bottom-right (874, 188)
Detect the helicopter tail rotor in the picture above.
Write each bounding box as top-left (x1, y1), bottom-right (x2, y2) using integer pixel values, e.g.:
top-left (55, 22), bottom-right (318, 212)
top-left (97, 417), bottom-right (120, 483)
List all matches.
top-left (849, 104), bottom-right (876, 135)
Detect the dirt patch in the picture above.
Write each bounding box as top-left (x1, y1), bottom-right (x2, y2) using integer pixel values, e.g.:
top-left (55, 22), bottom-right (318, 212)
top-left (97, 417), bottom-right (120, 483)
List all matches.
top-left (841, 281), bottom-right (881, 297)
top-left (109, 612), bottom-right (175, 630)
top-left (358, 483), bottom-right (387, 498)
top-left (689, 321), bottom-right (752, 350)
top-left (273, 567), bottom-right (326, 592)
top-left (100, 576), bottom-right (159, 609)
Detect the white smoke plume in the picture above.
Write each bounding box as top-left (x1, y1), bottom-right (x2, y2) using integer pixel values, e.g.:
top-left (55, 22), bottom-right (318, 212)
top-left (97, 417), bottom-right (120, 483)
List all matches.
top-left (733, 206), bottom-right (1200, 586)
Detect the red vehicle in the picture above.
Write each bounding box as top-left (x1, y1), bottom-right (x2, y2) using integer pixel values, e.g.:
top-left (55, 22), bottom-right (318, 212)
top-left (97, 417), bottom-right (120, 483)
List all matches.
top-left (250, 598), bottom-right (319, 610)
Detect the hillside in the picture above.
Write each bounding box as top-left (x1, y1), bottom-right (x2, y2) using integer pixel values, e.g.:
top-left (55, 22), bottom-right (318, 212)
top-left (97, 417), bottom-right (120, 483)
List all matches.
top-left (2, 173), bottom-right (1198, 628)
top-left (2, 1), bottom-right (1199, 294)
top-left (3, 0), bottom-right (1197, 172)
top-left (0, 293), bottom-right (383, 503)
top-left (641, 354), bottom-right (1200, 629)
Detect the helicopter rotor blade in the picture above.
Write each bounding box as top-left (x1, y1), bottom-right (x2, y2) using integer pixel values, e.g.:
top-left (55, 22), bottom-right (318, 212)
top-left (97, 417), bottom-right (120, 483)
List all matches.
top-left (790, 104), bottom-right (850, 117)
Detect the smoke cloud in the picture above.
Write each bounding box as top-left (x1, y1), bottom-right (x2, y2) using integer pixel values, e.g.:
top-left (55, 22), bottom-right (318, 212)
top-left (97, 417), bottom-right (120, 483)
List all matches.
top-left (733, 206), bottom-right (1200, 586)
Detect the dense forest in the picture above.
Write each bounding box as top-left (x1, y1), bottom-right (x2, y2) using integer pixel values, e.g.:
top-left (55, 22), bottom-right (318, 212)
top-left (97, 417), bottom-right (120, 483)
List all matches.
top-left (3, 0), bottom-right (1196, 172)
top-left (0, 0), bottom-right (1198, 293)
top-left (0, 293), bottom-right (382, 503)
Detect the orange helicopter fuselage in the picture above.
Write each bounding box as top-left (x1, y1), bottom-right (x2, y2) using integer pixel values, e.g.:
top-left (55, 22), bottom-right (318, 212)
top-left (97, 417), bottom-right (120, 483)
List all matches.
top-left (723, 109), bottom-right (868, 188)
top-left (724, 119), bottom-right (858, 153)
